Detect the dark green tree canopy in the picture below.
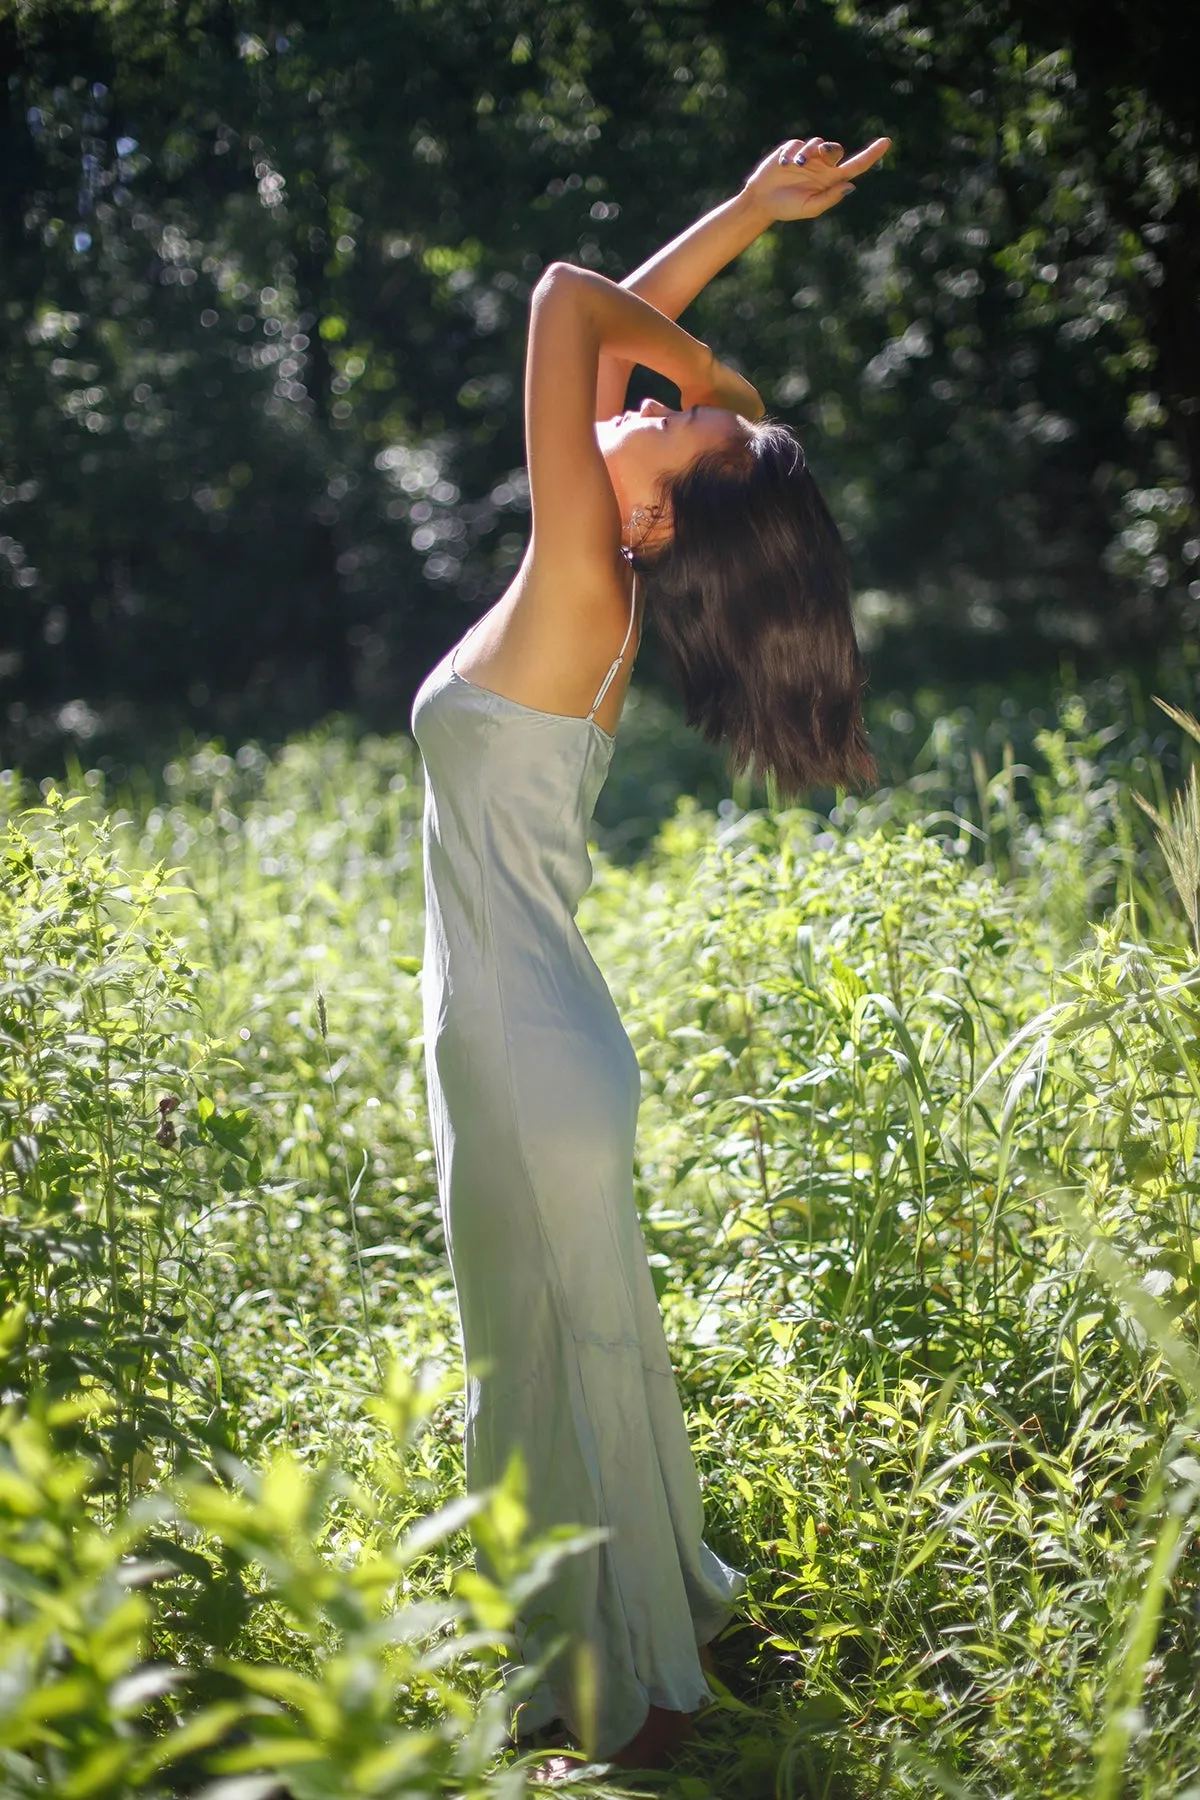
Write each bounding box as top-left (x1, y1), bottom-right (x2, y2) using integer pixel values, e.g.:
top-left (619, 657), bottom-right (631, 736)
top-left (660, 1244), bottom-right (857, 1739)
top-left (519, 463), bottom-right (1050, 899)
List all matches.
top-left (1, 0), bottom-right (1196, 754)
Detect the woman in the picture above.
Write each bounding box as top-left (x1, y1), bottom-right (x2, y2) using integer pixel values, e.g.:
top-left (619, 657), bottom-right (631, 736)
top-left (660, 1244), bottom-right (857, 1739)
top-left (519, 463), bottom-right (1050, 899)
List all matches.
top-left (411, 130), bottom-right (889, 1772)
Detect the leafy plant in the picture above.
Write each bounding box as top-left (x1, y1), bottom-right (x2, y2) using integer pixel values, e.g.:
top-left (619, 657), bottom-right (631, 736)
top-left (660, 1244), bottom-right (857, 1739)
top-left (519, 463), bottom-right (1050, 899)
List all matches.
top-left (7, 680), bottom-right (1200, 1795)
top-left (0, 1361), bottom-right (609, 1799)
top-left (0, 791), bottom-right (239, 1501)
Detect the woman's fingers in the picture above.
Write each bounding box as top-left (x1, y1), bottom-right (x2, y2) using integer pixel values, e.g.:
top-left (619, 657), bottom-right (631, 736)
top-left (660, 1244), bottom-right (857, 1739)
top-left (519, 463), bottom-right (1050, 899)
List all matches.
top-left (699, 369), bottom-right (763, 421)
top-left (709, 355), bottom-right (765, 420)
top-left (750, 131), bottom-right (889, 220)
top-left (773, 134), bottom-right (823, 167)
top-left (772, 132), bottom-right (890, 178)
top-left (806, 181), bottom-right (856, 217)
top-left (737, 375), bottom-right (767, 421)
top-left (836, 136), bottom-right (892, 179)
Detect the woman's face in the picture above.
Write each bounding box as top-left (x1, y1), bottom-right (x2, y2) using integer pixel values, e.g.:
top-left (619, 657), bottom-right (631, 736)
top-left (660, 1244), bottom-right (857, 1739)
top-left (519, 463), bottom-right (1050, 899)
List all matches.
top-left (597, 397), bottom-right (753, 536)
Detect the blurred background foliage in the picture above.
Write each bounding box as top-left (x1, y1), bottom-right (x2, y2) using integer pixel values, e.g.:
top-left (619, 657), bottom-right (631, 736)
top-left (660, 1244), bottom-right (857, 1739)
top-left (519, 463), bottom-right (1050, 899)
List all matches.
top-left (1, 0), bottom-right (1198, 770)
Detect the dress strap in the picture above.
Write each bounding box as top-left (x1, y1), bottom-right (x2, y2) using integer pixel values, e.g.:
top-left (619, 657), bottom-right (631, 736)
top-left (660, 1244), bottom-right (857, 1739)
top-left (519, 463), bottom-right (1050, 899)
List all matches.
top-left (586, 572), bottom-right (640, 723)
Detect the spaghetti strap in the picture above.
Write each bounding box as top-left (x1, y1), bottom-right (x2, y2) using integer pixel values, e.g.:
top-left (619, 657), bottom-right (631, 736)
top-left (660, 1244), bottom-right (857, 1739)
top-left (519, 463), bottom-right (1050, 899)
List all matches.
top-left (586, 572), bottom-right (640, 723)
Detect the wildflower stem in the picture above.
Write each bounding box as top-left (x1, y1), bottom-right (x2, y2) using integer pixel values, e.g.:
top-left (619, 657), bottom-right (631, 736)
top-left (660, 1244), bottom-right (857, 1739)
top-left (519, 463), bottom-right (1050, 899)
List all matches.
top-left (316, 984), bottom-right (383, 1384)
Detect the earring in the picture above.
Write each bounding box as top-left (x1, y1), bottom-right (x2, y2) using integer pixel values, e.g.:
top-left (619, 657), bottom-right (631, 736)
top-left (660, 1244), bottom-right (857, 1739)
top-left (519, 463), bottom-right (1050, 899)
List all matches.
top-left (627, 506), bottom-right (653, 555)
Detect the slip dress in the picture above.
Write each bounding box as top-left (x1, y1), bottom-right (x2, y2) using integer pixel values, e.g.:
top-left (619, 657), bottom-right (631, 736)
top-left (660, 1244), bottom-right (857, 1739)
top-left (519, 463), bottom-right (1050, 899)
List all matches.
top-left (410, 571), bottom-right (745, 1757)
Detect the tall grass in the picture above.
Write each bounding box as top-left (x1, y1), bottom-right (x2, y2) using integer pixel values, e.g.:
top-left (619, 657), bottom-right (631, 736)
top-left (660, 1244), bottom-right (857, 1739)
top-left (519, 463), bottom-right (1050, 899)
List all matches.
top-left (3, 670), bottom-right (1200, 1795)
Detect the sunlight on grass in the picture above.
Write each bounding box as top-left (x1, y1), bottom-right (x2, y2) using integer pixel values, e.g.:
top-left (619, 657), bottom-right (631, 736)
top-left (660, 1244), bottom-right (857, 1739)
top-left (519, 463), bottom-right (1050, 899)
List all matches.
top-left (4, 675), bottom-right (1200, 1795)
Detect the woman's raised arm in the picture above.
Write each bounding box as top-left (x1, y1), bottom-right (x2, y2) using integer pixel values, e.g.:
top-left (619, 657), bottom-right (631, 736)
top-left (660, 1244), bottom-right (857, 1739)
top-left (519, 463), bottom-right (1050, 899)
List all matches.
top-left (524, 264), bottom-right (761, 602)
top-left (595, 132), bottom-right (891, 419)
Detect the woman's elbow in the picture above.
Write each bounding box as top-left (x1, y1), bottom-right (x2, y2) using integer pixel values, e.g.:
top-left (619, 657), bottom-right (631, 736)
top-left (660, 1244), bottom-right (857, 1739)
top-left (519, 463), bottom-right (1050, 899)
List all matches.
top-left (533, 260), bottom-right (586, 303)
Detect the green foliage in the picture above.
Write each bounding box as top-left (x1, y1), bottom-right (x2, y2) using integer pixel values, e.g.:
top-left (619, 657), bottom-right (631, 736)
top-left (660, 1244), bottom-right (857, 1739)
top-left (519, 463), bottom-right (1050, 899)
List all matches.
top-left (0, 1375), bottom-right (603, 1799)
top-left (0, 0), bottom-right (1196, 754)
top-left (578, 682), bottom-right (1200, 1792)
top-left (0, 792), bottom-right (234, 1497)
top-left (5, 680), bottom-right (1200, 1792)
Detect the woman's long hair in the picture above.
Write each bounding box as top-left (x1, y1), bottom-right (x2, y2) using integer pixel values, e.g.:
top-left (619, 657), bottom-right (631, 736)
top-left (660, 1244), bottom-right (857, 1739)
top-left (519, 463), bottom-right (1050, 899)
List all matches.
top-left (635, 421), bottom-right (875, 802)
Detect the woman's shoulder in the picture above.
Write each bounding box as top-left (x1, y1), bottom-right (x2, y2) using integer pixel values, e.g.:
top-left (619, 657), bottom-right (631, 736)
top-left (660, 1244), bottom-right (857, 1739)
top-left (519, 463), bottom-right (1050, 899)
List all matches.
top-left (450, 551), bottom-right (637, 726)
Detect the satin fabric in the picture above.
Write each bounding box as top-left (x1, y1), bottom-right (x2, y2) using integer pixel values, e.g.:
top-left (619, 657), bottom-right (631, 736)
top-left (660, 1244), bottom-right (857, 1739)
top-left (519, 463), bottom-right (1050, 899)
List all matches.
top-left (410, 643), bottom-right (745, 1756)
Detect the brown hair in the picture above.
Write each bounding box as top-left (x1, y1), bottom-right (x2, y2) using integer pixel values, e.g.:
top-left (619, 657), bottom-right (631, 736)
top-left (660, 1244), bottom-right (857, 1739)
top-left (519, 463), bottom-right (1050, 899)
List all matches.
top-left (635, 421), bottom-right (875, 801)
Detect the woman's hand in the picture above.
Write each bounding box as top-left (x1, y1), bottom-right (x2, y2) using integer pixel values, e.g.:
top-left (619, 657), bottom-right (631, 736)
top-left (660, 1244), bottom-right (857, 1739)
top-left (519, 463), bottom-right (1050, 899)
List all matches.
top-left (742, 133), bottom-right (891, 224)
top-left (681, 349), bottom-right (766, 422)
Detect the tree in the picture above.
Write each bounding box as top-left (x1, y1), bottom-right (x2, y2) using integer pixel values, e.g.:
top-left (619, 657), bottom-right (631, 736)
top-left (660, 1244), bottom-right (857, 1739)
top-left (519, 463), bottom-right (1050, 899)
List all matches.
top-left (0, 0), bottom-right (1194, 758)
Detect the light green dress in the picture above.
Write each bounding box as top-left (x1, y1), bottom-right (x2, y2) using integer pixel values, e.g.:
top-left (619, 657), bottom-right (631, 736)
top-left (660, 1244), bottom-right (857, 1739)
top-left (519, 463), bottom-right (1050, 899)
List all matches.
top-left (410, 584), bottom-right (745, 1756)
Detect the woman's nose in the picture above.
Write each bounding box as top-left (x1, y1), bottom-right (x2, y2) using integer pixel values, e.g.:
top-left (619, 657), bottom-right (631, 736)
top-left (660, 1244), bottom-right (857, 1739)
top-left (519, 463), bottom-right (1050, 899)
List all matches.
top-left (638, 397), bottom-right (669, 416)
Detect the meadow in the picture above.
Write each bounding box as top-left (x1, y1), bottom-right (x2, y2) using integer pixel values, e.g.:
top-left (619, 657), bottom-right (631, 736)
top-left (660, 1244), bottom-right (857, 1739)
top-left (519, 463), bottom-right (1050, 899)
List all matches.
top-left (4, 664), bottom-right (1200, 1799)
